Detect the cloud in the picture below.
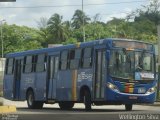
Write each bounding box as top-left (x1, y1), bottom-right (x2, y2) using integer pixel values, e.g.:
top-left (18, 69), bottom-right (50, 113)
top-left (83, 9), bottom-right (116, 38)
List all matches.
top-left (0, 0), bottom-right (147, 27)
top-left (102, 7), bottom-right (133, 22)
top-left (0, 2), bottom-right (13, 6)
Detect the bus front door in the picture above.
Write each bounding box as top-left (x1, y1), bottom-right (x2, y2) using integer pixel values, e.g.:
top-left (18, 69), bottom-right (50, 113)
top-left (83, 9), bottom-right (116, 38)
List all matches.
top-left (94, 49), bottom-right (106, 100)
top-left (47, 55), bottom-right (59, 100)
top-left (13, 59), bottom-right (22, 100)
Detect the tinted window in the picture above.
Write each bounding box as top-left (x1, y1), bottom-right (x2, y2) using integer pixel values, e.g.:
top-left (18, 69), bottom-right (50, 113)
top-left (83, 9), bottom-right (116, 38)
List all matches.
top-left (60, 50), bottom-right (68, 70)
top-left (6, 58), bottom-right (14, 74)
top-left (24, 56), bottom-right (33, 73)
top-left (69, 49), bottom-right (81, 69)
top-left (82, 48), bottom-right (92, 68)
top-left (36, 54), bottom-right (46, 72)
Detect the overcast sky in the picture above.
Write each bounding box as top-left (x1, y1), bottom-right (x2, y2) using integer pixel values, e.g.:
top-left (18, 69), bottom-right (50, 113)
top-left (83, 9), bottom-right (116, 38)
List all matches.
top-left (0, 0), bottom-right (148, 28)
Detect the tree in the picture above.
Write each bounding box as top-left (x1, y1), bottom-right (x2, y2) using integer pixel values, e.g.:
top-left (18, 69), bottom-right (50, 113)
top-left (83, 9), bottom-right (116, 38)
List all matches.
top-left (85, 23), bottom-right (106, 41)
top-left (72, 9), bottom-right (90, 29)
top-left (2, 24), bottom-right (42, 55)
top-left (47, 13), bottom-right (68, 43)
top-left (135, 0), bottom-right (160, 25)
top-left (36, 17), bottom-right (51, 47)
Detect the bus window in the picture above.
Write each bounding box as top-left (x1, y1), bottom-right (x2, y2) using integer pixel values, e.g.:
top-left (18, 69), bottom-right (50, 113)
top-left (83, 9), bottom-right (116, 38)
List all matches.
top-left (24, 56), bottom-right (33, 73)
top-left (6, 58), bottom-right (14, 75)
top-left (69, 49), bottom-right (81, 69)
top-left (60, 50), bottom-right (68, 70)
top-left (82, 48), bottom-right (92, 68)
top-left (35, 54), bottom-right (46, 72)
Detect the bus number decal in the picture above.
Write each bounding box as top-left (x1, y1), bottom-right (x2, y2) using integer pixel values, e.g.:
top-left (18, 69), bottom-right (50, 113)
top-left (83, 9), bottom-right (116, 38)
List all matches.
top-left (77, 72), bottom-right (93, 82)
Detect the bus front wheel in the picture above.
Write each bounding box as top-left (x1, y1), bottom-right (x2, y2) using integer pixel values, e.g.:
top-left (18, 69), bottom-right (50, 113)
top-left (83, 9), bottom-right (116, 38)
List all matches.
top-left (27, 90), bottom-right (43, 109)
top-left (84, 90), bottom-right (91, 111)
top-left (125, 104), bottom-right (133, 111)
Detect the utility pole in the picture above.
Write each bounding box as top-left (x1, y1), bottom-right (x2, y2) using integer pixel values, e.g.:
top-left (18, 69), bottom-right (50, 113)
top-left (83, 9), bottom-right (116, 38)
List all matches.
top-left (82, 0), bottom-right (85, 42)
top-left (0, 19), bottom-right (5, 58)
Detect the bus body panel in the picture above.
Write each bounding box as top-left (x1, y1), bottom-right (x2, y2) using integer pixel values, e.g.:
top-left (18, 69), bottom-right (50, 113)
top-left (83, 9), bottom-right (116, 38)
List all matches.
top-left (20, 73), bottom-right (35, 100)
top-left (3, 75), bottom-right (14, 100)
top-left (35, 72), bottom-right (47, 101)
top-left (57, 70), bottom-right (72, 101)
top-left (77, 69), bottom-right (93, 100)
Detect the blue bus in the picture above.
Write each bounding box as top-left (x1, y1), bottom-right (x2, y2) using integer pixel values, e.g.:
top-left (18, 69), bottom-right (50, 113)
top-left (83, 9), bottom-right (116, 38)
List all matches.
top-left (3, 38), bottom-right (156, 111)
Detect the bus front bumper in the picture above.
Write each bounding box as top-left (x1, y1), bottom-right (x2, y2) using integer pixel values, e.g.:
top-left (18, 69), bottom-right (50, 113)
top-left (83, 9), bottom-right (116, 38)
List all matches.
top-left (106, 89), bottom-right (156, 104)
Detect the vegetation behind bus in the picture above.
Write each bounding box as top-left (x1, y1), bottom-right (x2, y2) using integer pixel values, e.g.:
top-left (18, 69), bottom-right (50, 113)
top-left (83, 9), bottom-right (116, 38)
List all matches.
top-left (0, 0), bottom-right (159, 56)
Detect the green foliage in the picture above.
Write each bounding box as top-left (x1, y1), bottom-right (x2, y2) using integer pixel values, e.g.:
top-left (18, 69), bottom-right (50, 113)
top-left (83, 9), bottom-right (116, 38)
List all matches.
top-left (47, 13), bottom-right (69, 44)
top-left (2, 24), bottom-right (42, 55)
top-left (62, 38), bottom-right (78, 45)
top-left (1, 0), bottom-right (159, 56)
top-left (72, 9), bottom-right (90, 29)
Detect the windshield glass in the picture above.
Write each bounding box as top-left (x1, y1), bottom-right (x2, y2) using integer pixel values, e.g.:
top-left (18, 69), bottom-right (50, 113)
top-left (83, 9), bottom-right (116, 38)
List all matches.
top-left (109, 49), bottom-right (154, 80)
top-left (135, 51), bottom-right (154, 72)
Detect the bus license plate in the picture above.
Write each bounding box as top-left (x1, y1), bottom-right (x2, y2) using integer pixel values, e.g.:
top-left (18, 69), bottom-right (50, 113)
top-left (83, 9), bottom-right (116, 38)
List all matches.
top-left (129, 96), bottom-right (137, 100)
top-left (138, 88), bottom-right (146, 94)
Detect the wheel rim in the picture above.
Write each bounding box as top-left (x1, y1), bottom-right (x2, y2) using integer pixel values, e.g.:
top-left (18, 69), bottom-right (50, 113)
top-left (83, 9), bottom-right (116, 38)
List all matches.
top-left (28, 94), bottom-right (33, 106)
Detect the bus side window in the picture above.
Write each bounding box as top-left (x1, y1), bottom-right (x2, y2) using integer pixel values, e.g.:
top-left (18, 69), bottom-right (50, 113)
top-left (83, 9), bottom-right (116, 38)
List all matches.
top-left (5, 58), bottom-right (14, 75)
top-left (82, 48), bottom-right (92, 68)
top-left (69, 49), bottom-right (81, 69)
top-left (32, 55), bottom-right (37, 72)
top-left (35, 54), bottom-right (46, 72)
top-left (60, 50), bottom-right (68, 70)
top-left (23, 56), bottom-right (33, 73)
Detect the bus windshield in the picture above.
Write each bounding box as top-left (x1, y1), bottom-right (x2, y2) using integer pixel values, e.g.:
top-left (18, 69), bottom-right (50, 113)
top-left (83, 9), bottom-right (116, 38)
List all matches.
top-left (109, 49), bottom-right (154, 80)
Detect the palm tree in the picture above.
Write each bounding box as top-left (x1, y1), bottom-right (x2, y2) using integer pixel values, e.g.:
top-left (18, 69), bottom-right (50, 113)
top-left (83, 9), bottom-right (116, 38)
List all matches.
top-left (72, 9), bottom-right (90, 29)
top-left (47, 13), bottom-right (68, 43)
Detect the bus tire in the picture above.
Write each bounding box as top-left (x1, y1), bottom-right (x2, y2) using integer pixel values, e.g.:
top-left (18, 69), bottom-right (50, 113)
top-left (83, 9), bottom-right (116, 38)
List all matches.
top-left (58, 102), bottom-right (74, 110)
top-left (84, 90), bottom-right (91, 111)
top-left (27, 90), bottom-right (43, 109)
top-left (125, 104), bottom-right (133, 111)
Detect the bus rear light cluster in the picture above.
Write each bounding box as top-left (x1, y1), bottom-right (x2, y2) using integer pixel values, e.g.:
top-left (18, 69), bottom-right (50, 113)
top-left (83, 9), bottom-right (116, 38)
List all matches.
top-left (107, 82), bottom-right (119, 92)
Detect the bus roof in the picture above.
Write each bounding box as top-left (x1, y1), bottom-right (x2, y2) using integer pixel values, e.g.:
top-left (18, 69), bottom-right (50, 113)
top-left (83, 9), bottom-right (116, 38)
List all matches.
top-left (5, 38), bottom-right (153, 58)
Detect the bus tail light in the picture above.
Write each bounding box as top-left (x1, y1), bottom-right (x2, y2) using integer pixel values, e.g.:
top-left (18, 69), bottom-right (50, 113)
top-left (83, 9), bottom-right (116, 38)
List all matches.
top-left (107, 82), bottom-right (119, 92)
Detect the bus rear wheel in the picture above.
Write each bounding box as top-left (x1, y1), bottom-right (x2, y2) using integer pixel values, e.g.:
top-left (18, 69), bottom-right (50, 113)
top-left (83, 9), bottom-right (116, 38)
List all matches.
top-left (27, 90), bottom-right (43, 109)
top-left (125, 104), bottom-right (133, 111)
top-left (84, 90), bottom-right (91, 111)
top-left (58, 102), bottom-right (74, 110)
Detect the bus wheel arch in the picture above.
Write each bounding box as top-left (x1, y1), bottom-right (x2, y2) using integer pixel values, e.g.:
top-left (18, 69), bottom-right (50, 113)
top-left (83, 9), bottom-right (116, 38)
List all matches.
top-left (26, 88), bottom-right (34, 109)
top-left (26, 87), bottom-right (43, 109)
top-left (80, 85), bottom-right (92, 111)
top-left (26, 87), bottom-right (34, 99)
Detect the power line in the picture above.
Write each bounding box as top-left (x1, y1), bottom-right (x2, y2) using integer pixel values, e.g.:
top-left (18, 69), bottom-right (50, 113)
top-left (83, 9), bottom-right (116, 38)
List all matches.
top-left (0, 0), bottom-right (146, 9)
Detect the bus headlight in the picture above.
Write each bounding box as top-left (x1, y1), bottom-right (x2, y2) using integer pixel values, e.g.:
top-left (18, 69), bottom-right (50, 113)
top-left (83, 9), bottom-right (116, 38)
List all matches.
top-left (107, 82), bottom-right (119, 92)
top-left (146, 87), bottom-right (155, 94)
